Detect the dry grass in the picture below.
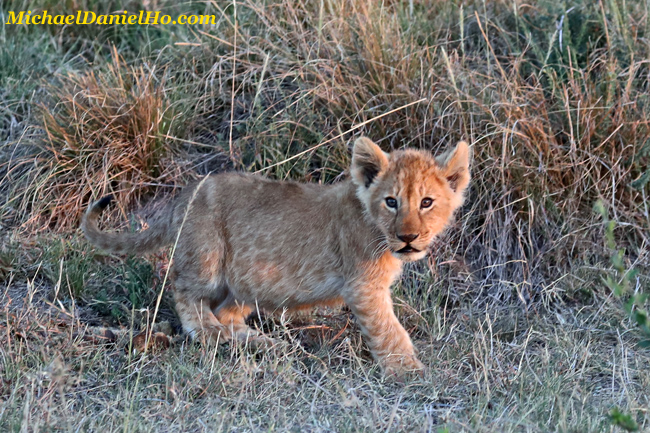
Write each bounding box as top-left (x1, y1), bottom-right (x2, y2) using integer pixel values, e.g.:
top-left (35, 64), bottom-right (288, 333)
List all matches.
top-left (19, 48), bottom-right (187, 230)
top-left (1, 0), bottom-right (649, 431)
top-left (1, 272), bottom-right (648, 432)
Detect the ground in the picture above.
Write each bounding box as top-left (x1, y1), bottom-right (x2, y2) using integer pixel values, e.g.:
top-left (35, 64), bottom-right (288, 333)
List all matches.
top-left (1, 0), bottom-right (649, 432)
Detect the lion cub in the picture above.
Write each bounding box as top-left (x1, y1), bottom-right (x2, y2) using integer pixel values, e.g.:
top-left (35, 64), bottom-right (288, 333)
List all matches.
top-left (82, 137), bottom-right (470, 376)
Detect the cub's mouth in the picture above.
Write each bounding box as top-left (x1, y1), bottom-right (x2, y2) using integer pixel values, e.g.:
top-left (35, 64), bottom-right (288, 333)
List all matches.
top-left (395, 245), bottom-right (421, 254)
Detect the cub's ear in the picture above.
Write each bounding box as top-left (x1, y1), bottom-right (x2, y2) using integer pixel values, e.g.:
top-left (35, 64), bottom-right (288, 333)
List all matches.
top-left (436, 141), bottom-right (471, 195)
top-left (351, 137), bottom-right (389, 188)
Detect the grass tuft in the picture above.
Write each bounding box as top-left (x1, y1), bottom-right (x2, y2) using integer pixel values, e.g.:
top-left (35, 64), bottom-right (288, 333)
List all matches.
top-left (21, 48), bottom-right (185, 230)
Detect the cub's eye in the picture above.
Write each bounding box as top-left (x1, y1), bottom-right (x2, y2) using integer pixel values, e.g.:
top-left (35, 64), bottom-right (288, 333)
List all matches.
top-left (420, 198), bottom-right (434, 209)
top-left (385, 197), bottom-right (398, 209)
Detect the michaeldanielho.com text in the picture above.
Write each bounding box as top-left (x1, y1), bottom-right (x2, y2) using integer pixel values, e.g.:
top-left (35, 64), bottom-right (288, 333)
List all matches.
top-left (5, 10), bottom-right (218, 25)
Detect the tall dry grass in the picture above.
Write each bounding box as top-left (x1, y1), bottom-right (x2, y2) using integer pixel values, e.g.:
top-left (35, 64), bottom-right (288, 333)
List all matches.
top-left (17, 48), bottom-right (188, 230)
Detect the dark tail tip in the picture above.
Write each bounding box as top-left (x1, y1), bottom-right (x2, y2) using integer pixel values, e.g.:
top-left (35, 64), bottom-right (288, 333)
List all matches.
top-left (95, 195), bottom-right (114, 211)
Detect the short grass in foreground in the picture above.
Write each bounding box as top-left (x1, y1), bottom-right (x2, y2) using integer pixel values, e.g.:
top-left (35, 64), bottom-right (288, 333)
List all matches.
top-left (1, 0), bottom-right (649, 431)
top-left (1, 269), bottom-right (648, 432)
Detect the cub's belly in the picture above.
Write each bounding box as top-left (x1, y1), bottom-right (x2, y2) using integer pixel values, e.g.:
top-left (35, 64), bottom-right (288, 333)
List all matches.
top-left (225, 262), bottom-right (347, 309)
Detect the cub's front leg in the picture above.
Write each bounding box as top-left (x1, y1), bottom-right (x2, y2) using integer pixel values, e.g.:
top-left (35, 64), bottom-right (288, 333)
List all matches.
top-left (345, 284), bottom-right (424, 377)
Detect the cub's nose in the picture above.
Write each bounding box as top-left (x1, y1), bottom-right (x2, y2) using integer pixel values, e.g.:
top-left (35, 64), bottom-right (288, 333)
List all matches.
top-left (397, 233), bottom-right (419, 243)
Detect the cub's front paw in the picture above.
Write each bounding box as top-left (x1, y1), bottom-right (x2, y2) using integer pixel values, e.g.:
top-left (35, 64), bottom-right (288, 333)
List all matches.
top-left (381, 355), bottom-right (425, 380)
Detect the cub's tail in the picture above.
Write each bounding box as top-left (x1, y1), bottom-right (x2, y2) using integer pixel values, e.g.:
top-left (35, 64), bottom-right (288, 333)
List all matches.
top-left (81, 195), bottom-right (173, 255)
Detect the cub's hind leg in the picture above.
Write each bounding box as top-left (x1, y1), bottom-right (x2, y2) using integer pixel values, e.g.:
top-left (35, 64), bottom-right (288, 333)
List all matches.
top-left (170, 231), bottom-right (234, 343)
top-left (173, 288), bottom-right (232, 344)
top-left (170, 231), bottom-right (276, 348)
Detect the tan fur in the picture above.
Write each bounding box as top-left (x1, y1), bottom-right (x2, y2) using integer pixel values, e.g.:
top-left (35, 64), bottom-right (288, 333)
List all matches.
top-left (81, 137), bottom-right (471, 376)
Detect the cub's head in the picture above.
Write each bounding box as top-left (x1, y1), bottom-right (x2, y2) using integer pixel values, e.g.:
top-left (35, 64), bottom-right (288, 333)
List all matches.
top-left (351, 137), bottom-right (471, 262)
